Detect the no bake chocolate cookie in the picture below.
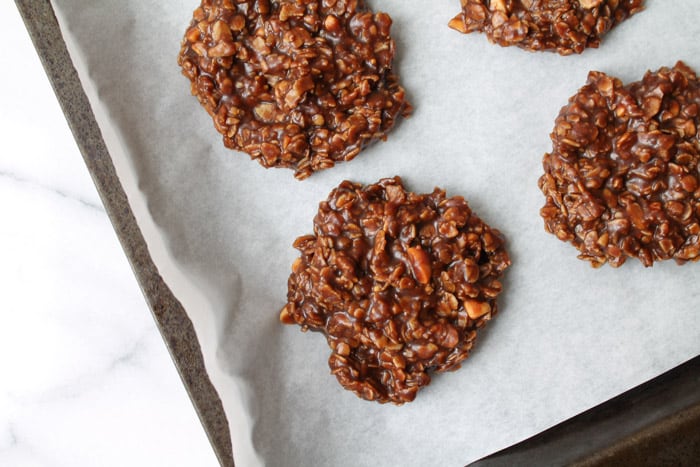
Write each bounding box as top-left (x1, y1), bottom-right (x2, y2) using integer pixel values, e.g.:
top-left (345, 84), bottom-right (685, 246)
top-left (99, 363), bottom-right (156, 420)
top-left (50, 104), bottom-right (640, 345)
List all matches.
top-left (281, 177), bottom-right (511, 403)
top-left (178, 0), bottom-right (410, 179)
top-left (539, 62), bottom-right (700, 267)
top-left (449, 0), bottom-right (643, 55)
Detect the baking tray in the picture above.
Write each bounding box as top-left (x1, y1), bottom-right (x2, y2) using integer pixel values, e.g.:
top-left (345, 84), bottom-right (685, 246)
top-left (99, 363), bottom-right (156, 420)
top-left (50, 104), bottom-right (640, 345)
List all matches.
top-left (16, 1), bottom-right (700, 465)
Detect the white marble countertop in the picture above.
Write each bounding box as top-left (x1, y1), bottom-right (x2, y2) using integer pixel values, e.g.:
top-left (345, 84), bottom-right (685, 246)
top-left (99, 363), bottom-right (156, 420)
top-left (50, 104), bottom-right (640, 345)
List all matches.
top-left (0, 4), bottom-right (218, 465)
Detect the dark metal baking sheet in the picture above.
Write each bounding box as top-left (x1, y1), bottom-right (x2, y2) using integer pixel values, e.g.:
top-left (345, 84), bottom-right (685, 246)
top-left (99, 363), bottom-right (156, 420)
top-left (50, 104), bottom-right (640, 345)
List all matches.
top-left (16, 1), bottom-right (700, 465)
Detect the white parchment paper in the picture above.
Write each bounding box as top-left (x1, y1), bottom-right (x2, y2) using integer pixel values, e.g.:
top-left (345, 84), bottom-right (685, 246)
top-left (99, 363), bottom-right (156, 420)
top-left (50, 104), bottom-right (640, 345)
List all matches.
top-left (50, 1), bottom-right (700, 465)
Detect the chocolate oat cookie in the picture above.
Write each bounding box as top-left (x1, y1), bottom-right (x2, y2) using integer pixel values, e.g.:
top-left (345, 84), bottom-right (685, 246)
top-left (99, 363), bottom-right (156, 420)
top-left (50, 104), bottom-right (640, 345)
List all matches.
top-left (539, 62), bottom-right (700, 267)
top-left (281, 177), bottom-right (511, 404)
top-left (178, 0), bottom-right (410, 179)
top-left (448, 0), bottom-right (643, 55)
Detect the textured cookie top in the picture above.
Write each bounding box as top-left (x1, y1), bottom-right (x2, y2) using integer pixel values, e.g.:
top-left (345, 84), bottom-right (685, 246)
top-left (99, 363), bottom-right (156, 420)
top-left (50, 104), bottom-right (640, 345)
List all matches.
top-left (178, 0), bottom-right (410, 179)
top-left (540, 62), bottom-right (700, 267)
top-left (449, 0), bottom-right (643, 55)
top-left (281, 177), bottom-right (511, 403)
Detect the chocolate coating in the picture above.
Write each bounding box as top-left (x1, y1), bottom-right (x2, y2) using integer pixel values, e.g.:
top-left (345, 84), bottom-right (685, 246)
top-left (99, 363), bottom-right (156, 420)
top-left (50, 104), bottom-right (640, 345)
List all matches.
top-left (540, 62), bottom-right (700, 267)
top-left (281, 177), bottom-right (511, 403)
top-left (178, 0), bottom-right (410, 179)
top-left (449, 0), bottom-right (643, 55)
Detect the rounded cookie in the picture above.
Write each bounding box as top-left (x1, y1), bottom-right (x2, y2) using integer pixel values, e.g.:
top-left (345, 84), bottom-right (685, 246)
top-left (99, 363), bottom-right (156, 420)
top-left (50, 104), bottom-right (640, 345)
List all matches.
top-left (178, 0), bottom-right (411, 179)
top-left (448, 0), bottom-right (643, 55)
top-left (539, 62), bottom-right (700, 267)
top-left (281, 177), bottom-right (511, 404)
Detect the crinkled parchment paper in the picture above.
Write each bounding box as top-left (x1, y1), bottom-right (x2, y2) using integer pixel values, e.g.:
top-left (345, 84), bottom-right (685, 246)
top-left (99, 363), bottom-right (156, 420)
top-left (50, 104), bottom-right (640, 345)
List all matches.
top-left (51, 1), bottom-right (700, 465)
